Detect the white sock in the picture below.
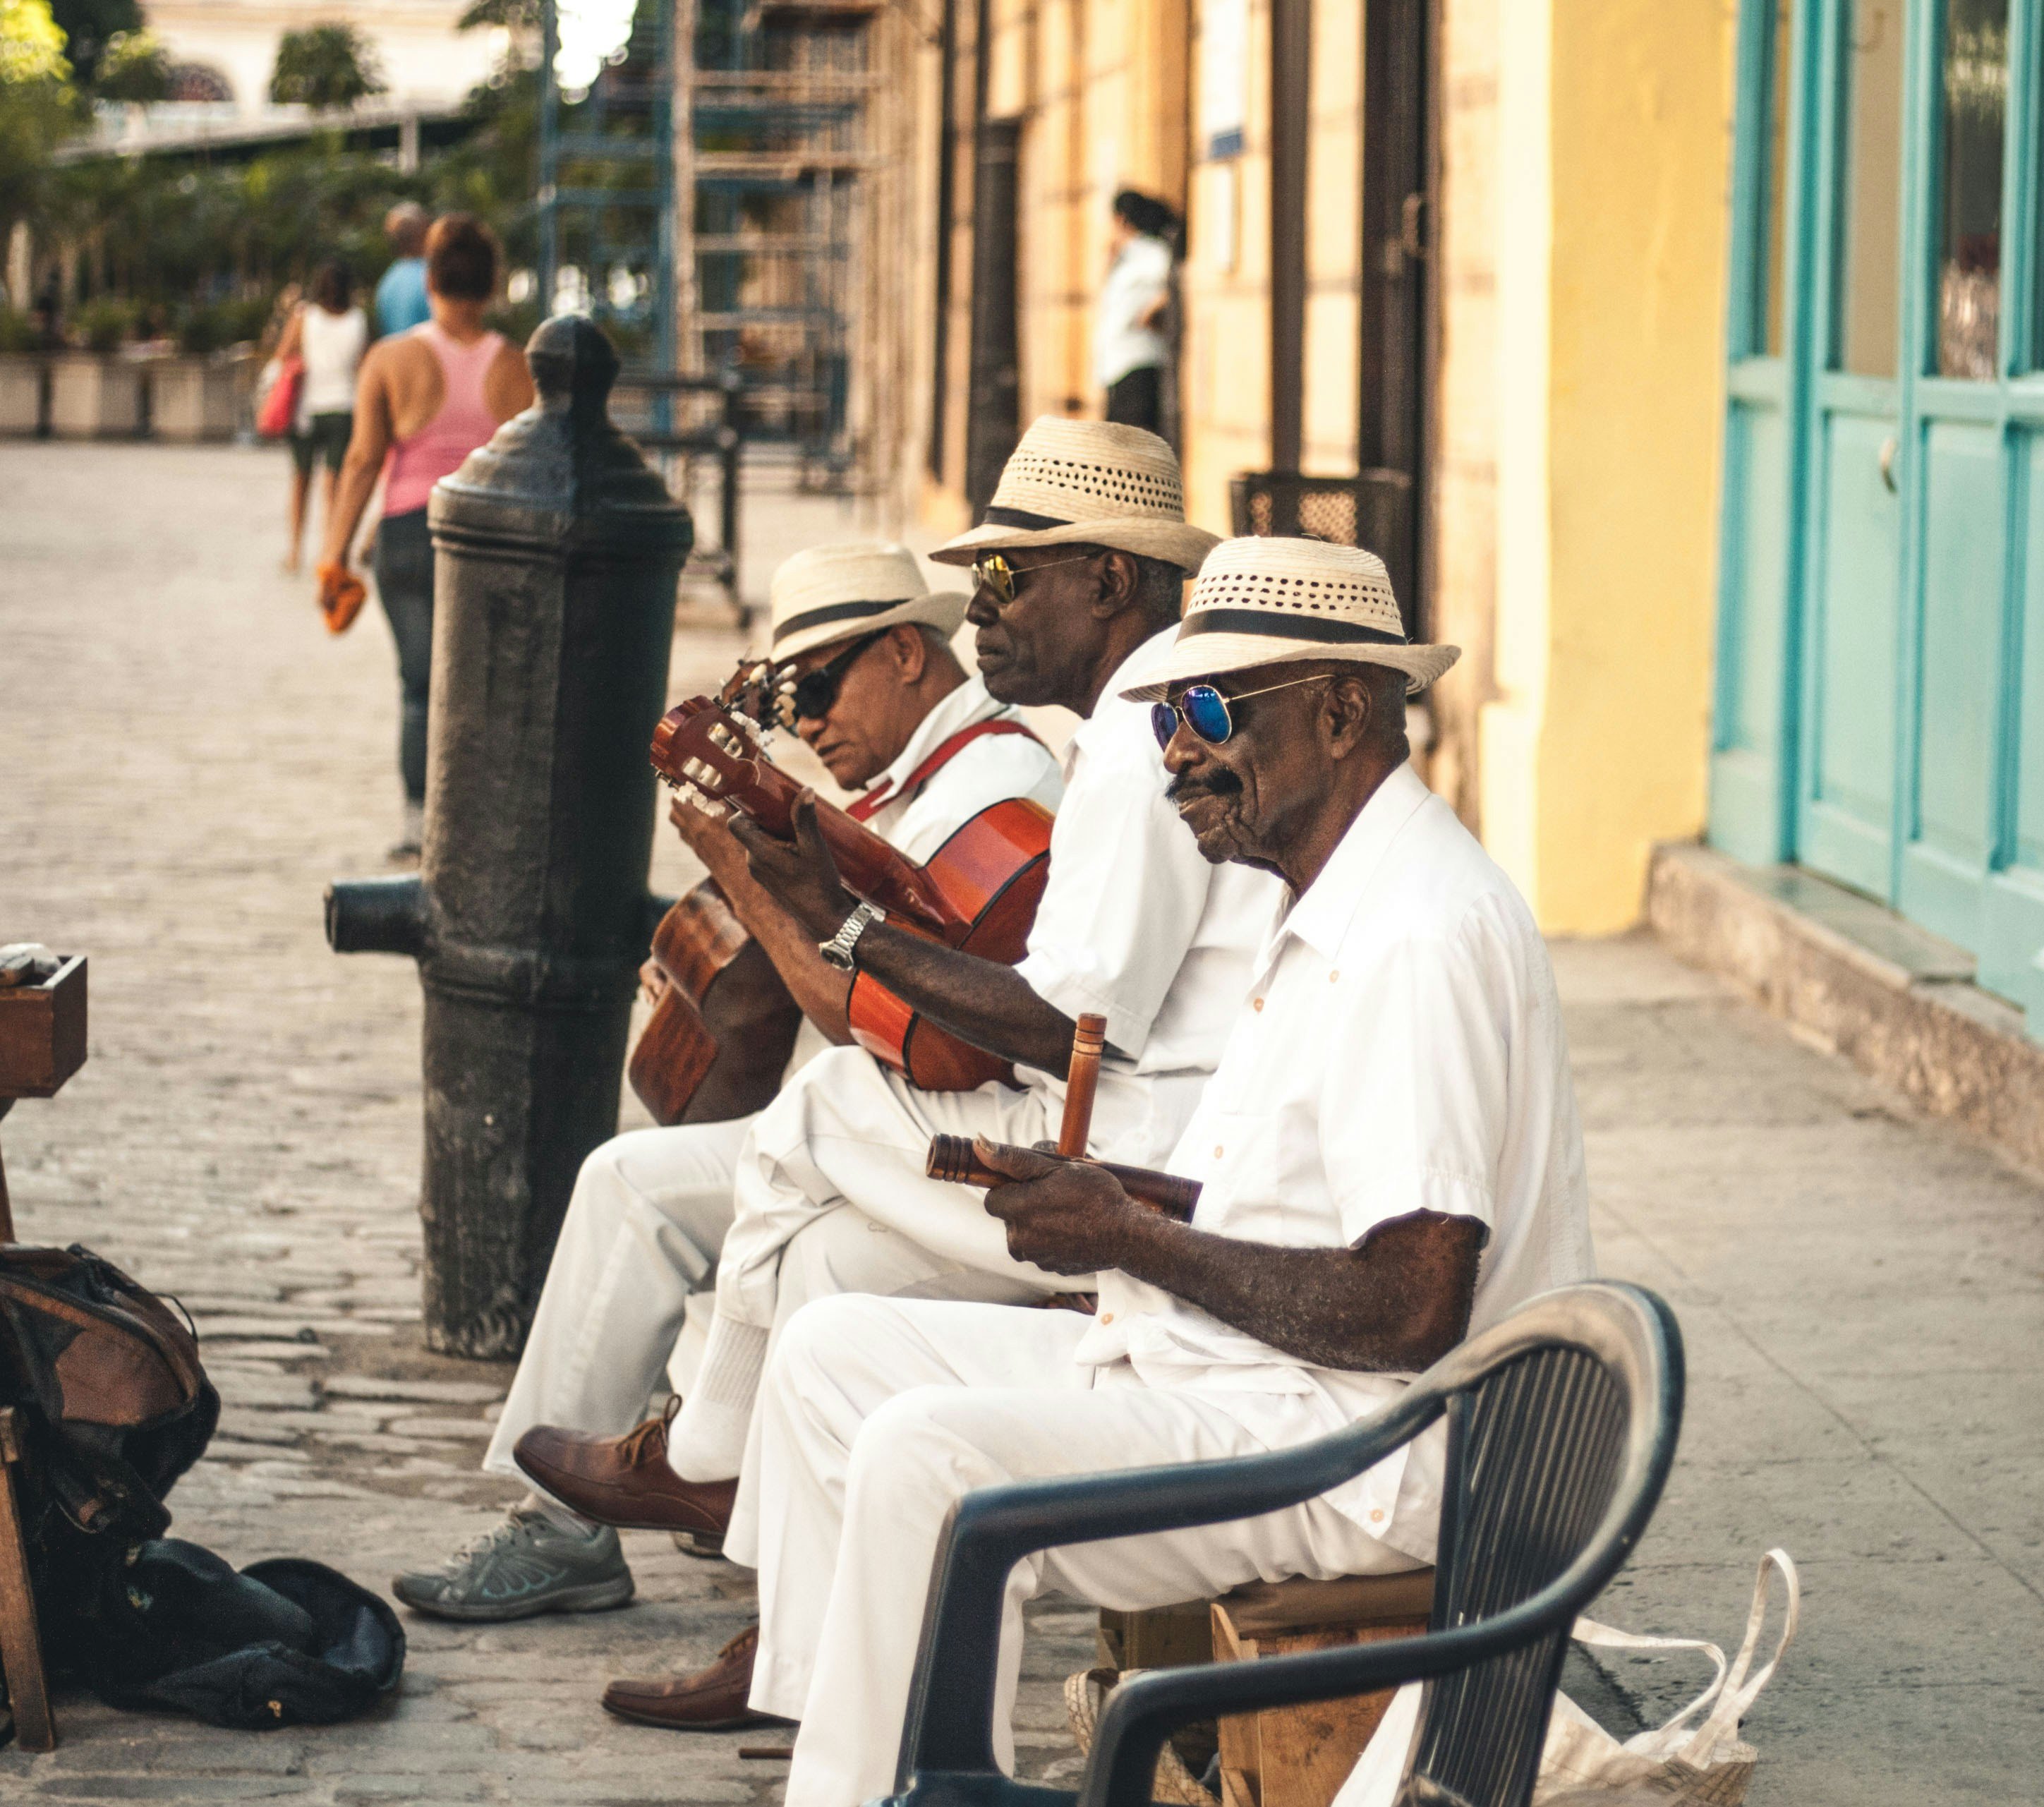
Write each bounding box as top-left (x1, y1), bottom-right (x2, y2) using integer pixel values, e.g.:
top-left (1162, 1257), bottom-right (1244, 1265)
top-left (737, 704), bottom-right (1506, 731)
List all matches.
top-left (666, 1316), bottom-right (768, 1482)
top-left (521, 1489), bottom-right (599, 1539)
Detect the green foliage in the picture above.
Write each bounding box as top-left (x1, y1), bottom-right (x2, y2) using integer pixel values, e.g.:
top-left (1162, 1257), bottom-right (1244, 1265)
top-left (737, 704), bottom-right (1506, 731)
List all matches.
top-left (0, 304), bottom-right (37, 351)
top-left (44, 0), bottom-right (135, 89)
top-left (268, 22), bottom-right (385, 111)
top-left (74, 292), bottom-right (130, 349)
top-left (1, 0), bottom-right (70, 84)
top-left (92, 28), bottom-right (167, 102)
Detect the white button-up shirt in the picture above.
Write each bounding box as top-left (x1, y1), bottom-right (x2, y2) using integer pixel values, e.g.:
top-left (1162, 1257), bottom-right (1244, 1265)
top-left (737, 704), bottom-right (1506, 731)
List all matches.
top-left (857, 674), bottom-right (1065, 862)
top-left (1094, 234), bottom-right (1173, 388)
top-left (1014, 629), bottom-right (1281, 1165)
top-left (1076, 762), bottom-right (1595, 1559)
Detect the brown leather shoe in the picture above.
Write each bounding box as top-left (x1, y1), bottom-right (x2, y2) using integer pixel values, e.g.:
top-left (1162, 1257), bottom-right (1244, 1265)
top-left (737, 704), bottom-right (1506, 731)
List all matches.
top-left (601, 1624), bottom-right (792, 1732)
top-left (512, 1406), bottom-right (737, 1537)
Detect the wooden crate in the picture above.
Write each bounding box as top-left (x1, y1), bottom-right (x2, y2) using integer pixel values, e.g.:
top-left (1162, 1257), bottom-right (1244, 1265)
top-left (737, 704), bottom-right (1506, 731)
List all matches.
top-left (0, 956), bottom-right (87, 1098)
top-left (1211, 1571), bottom-right (1434, 1807)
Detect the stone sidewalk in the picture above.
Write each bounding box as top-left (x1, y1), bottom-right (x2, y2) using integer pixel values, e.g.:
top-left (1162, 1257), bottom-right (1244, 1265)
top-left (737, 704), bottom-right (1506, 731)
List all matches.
top-left (2, 441), bottom-right (2040, 1804)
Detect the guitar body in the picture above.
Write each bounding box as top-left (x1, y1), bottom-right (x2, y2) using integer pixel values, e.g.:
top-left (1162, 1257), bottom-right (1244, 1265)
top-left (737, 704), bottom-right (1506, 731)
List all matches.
top-left (847, 797), bottom-right (1053, 1088)
top-left (650, 696), bottom-right (1056, 1097)
top-left (628, 881), bottom-right (804, 1125)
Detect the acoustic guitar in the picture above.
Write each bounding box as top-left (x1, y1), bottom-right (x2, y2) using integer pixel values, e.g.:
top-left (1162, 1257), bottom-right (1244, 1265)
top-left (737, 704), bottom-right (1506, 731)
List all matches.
top-left (635, 678), bottom-right (1054, 1111)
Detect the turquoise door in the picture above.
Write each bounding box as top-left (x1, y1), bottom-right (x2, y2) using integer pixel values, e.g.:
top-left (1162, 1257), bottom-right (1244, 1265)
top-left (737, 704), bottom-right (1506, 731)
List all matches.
top-left (1713, 0), bottom-right (2044, 1036)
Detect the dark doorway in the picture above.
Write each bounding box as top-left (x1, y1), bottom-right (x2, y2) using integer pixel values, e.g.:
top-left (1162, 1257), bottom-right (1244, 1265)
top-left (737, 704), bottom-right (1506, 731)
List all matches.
top-left (964, 116), bottom-right (1024, 515)
top-left (1357, 0), bottom-right (1434, 639)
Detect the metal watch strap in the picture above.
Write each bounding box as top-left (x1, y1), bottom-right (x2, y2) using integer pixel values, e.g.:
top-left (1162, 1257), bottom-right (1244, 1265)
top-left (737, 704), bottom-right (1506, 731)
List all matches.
top-left (819, 900), bottom-right (887, 970)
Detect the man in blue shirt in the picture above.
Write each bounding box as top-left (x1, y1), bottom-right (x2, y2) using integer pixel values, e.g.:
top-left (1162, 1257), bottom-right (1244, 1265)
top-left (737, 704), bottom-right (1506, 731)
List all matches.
top-left (373, 204), bottom-right (432, 337)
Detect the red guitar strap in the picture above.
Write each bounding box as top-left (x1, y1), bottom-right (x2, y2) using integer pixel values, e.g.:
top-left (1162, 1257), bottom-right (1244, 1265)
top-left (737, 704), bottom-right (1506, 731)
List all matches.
top-left (846, 718), bottom-right (1046, 823)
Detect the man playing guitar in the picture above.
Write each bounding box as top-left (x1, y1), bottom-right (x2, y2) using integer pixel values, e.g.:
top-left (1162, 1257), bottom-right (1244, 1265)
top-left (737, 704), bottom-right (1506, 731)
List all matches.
top-left (393, 542), bottom-right (1063, 1624)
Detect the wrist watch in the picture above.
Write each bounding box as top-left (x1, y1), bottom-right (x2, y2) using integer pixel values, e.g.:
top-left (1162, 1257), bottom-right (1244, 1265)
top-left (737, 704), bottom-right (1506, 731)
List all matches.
top-left (818, 899), bottom-right (888, 971)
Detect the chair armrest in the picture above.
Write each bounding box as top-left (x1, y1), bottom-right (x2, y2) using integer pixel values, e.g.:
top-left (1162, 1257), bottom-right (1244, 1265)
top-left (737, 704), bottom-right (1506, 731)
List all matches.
top-left (896, 1384), bottom-right (1444, 1783)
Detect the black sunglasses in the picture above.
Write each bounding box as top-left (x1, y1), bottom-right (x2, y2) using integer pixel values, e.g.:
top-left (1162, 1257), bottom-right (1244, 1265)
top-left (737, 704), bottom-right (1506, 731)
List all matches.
top-left (776, 631), bottom-right (888, 727)
top-left (1149, 674), bottom-right (1329, 749)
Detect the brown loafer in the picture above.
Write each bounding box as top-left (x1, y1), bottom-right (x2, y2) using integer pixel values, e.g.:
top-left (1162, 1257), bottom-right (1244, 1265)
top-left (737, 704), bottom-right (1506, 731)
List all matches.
top-left (513, 1407), bottom-right (737, 1537)
top-left (602, 1624), bottom-right (791, 1732)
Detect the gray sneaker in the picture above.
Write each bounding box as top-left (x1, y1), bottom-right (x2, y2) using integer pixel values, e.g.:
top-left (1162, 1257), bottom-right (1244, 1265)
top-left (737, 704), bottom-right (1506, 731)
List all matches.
top-left (392, 1506), bottom-right (634, 1622)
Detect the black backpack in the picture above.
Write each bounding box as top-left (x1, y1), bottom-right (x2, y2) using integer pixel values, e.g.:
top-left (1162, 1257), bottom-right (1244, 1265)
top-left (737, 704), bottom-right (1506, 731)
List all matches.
top-left (0, 1243), bottom-right (401, 1736)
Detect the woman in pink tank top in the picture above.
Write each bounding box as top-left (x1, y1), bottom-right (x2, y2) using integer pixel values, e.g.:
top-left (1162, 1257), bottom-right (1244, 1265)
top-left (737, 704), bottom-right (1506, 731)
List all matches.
top-left (318, 214), bottom-right (534, 857)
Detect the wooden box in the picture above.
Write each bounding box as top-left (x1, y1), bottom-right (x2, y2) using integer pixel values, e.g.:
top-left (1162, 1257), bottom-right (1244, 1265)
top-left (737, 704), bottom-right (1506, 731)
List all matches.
top-left (0, 957), bottom-right (87, 1097)
top-left (1211, 1570), bottom-right (1434, 1807)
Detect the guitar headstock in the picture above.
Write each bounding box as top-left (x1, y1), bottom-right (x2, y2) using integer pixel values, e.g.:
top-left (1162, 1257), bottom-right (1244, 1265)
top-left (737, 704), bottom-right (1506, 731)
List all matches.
top-left (649, 696), bottom-right (768, 810)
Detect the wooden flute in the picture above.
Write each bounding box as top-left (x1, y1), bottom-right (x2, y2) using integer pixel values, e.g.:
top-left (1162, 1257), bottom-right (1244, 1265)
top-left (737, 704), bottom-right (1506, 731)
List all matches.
top-left (925, 1135), bottom-right (1202, 1220)
top-left (924, 1013), bottom-right (1204, 1220)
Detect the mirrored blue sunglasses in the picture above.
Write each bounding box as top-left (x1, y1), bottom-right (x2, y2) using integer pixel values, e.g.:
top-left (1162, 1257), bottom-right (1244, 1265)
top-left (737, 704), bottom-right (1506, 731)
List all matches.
top-left (1149, 673), bottom-right (1329, 749)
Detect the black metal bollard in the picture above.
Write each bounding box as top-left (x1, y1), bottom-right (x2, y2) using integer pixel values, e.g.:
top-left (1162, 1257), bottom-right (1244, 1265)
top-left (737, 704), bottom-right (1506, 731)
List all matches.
top-left (325, 316), bottom-right (694, 1358)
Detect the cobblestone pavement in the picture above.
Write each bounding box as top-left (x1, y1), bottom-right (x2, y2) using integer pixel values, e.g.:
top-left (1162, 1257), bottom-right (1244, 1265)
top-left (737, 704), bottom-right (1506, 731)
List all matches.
top-left (4, 442), bottom-right (2041, 1804)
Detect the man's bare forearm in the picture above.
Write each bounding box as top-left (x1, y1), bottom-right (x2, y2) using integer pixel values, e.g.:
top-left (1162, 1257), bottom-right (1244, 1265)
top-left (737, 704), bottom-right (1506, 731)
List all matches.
top-left (1108, 1209), bottom-right (1483, 1372)
top-left (848, 923), bottom-right (1077, 1074)
top-left (720, 870), bottom-right (854, 1042)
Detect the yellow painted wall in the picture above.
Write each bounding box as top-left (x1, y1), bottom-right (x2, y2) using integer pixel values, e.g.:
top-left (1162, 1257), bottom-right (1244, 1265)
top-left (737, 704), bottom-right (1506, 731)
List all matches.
top-left (1479, 0), bottom-right (1735, 933)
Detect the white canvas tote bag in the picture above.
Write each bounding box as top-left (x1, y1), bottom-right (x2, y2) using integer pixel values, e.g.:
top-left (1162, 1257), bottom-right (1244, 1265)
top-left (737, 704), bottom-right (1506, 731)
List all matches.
top-left (1334, 1550), bottom-right (1800, 1807)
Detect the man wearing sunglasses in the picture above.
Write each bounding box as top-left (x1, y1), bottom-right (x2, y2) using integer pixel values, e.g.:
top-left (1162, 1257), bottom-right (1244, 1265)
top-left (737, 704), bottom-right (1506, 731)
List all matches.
top-left (718, 534), bottom-right (1594, 1807)
top-left (576, 418), bottom-right (1283, 1731)
top-left (393, 542), bottom-right (1062, 1627)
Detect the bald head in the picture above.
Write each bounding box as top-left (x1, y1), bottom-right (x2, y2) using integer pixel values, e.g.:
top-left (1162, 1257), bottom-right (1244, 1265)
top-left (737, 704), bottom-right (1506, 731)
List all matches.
top-left (385, 203), bottom-right (429, 255)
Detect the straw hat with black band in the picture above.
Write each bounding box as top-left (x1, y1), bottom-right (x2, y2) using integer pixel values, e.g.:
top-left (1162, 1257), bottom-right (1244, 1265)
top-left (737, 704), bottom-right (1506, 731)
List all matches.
top-left (768, 543), bottom-right (969, 665)
top-left (930, 416), bottom-right (1221, 574)
top-left (1120, 536), bottom-right (1461, 701)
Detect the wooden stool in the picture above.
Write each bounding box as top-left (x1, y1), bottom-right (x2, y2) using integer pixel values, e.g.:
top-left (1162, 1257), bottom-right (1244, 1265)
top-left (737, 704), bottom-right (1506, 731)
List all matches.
top-left (1210, 1569), bottom-right (1435, 1807)
top-left (0, 950), bottom-right (85, 1751)
top-left (0, 953), bottom-right (87, 1243)
top-left (0, 1408), bottom-right (52, 1751)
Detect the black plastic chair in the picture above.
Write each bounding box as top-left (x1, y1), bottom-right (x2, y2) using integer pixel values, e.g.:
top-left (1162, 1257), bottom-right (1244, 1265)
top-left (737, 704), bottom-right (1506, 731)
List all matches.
top-left (883, 1281), bottom-right (1683, 1807)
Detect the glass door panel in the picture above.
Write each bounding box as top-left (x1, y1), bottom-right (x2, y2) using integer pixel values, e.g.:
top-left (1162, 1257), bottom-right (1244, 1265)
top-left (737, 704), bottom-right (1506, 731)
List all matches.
top-left (1935, 0), bottom-right (2006, 377)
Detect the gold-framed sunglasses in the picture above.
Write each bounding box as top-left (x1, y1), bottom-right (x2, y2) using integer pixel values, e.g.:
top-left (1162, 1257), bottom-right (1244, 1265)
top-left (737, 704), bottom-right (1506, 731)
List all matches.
top-left (970, 550), bottom-right (1101, 605)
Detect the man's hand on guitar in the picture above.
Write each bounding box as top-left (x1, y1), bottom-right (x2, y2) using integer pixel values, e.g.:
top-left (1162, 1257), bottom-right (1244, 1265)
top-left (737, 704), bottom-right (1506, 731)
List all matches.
top-left (668, 792), bottom-right (752, 893)
top-left (726, 790), bottom-right (859, 940)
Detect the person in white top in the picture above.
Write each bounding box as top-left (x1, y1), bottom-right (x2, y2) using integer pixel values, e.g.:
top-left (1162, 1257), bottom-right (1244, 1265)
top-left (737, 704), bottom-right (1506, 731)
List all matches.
top-left (1094, 189), bottom-right (1178, 433)
top-left (562, 418), bottom-right (1280, 1732)
top-left (723, 536), bottom-right (1595, 1807)
top-left (274, 260), bottom-right (367, 573)
top-left (391, 543), bottom-right (1064, 1625)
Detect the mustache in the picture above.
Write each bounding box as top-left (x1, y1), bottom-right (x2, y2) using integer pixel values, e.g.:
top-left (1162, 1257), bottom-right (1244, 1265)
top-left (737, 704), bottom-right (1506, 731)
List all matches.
top-left (1166, 769), bottom-right (1243, 804)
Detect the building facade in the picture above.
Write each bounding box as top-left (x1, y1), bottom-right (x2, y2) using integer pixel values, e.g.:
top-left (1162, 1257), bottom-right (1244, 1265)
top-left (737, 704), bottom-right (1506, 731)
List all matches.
top-left (863, 0), bottom-right (2042, 1040)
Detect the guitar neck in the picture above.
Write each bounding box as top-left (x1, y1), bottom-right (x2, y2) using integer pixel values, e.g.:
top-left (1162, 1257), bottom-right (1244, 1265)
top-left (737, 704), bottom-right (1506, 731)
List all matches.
top-left (722, 746), bottom-right (967, 936)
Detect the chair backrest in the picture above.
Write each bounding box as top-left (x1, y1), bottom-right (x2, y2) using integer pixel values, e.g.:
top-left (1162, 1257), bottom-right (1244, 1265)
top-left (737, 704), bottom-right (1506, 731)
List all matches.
top-left (1398, 1312), bottom-right (1664, 1806)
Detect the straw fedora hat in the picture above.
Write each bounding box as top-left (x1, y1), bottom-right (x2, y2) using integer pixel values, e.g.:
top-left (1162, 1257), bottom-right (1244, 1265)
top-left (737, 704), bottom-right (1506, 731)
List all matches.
top-left (1121, 536), bottom-right (1461, 700)
top-left (931, 417), bottom-right (1221, 574)
top-left (768, 543), bottom-right (969, 664)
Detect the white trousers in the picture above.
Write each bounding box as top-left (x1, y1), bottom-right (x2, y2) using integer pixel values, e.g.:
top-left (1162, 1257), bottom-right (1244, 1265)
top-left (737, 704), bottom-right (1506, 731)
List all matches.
top-left (714, 1044), bottom-right (1156, 1334)
top-left (746, 1295), bottom-right (1425, 1807)
top-left (483, 1116), bottom-right (1063, 1487)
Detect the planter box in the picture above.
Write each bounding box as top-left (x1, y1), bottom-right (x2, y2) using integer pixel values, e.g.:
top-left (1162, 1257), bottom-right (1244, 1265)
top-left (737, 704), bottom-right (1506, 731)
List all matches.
top-left (48, 353), bottom-right (145, 440)
top-left (0, 356), bottom-right (43, 436)
top-left (149, 353), bottom-right (241, 442)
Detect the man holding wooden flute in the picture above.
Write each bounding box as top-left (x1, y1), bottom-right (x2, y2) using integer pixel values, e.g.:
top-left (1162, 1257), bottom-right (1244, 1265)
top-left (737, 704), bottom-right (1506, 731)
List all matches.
top-left (727, 536), bottom-right (1595, 1807)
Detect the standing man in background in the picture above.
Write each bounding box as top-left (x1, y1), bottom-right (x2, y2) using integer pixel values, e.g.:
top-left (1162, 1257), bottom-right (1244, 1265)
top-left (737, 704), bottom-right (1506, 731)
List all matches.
top-left (1094, 189), bottom-right (1178, 434)
top-left (374, 203), bottom-right (433, 338)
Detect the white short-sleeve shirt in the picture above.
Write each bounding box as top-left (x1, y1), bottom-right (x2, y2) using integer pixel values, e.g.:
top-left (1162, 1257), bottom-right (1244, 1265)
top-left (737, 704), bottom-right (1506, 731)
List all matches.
top-left (1012, 629), bottom-right (1281, 1164)
top-left (1077, 762), bottom-right (1595, 1558)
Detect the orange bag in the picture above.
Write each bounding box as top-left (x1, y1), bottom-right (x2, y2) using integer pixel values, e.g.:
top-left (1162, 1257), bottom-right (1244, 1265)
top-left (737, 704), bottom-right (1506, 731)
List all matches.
top-left (316, 562), bottom-right (368, 634)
